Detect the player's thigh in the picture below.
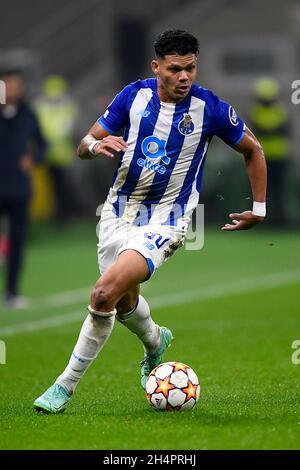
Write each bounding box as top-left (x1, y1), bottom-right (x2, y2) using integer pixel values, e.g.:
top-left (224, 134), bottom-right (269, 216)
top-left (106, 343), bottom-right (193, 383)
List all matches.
top-left (100, 249), bottom-right (149, 291)
top-left (92, 249), bottom-right (149, 307)
top-left (97, 209), bottom-right (131, 275)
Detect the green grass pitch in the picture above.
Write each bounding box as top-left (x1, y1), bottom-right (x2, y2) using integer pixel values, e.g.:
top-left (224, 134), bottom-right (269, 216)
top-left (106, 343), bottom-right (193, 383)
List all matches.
top-left (0, 223), bottom-right (299, 450)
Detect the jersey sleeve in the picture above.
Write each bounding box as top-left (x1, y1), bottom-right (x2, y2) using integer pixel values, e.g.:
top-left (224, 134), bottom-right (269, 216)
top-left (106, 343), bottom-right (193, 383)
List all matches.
top-left (98, 85), bottom-right (132, 133)
top-left (211, 98), bottom-right (246, 146)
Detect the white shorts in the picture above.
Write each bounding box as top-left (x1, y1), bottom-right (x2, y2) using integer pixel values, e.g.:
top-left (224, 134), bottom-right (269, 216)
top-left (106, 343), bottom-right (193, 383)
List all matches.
top-left (97, 209), bottom-right (186, 278)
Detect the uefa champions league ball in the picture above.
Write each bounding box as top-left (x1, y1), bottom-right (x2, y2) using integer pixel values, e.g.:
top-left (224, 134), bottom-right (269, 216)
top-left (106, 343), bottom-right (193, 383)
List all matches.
top-left (145, 362), bottom-right (200, 411)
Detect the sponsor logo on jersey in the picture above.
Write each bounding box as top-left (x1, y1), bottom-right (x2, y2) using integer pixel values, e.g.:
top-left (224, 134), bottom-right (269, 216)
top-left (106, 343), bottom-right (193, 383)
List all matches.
top-left (228, 106), bottom-right (239, 126)
top-left (138, 136), bottom-right (170, 174)
top-left (178, 113), bottom-right (195, 135)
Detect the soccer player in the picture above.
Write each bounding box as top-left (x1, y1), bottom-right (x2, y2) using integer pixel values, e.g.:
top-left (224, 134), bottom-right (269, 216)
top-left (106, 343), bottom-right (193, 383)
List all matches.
top-left (34, 30), bottom-right (267, 413)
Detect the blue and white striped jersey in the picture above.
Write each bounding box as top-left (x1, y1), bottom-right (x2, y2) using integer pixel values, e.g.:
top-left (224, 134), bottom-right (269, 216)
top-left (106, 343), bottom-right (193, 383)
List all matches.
top-left (98, 78), bottom-right (245, 228)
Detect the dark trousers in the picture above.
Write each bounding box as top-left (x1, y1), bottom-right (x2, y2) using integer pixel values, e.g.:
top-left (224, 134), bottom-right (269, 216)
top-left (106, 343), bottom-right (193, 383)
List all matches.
top-left (0, 196), bottom-right (29, 296)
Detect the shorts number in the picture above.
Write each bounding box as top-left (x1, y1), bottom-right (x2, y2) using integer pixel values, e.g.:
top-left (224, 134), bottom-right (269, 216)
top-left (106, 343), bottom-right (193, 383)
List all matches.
top-left (144, 232), bottom-right (170, 249)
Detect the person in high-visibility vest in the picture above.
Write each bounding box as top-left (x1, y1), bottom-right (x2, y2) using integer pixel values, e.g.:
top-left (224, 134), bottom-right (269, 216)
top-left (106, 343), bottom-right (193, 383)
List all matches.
top-left (35, 75), bottom-right (78, 223)
top-left (249, 78), bottom-right (290, 226)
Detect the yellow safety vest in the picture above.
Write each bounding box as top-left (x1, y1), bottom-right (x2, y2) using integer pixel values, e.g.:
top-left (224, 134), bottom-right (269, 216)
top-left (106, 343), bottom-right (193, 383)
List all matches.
top-left (35, 98), bottom-right (78, 166)
top-left (249, 104), bottom-right (289, 160)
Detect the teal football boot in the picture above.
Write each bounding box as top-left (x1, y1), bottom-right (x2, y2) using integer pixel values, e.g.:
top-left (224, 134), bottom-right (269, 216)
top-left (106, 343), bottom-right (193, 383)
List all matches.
top-left (140, 326), bottom-right (174, 390)
top-left (34, 383), bottom-right (71, 414)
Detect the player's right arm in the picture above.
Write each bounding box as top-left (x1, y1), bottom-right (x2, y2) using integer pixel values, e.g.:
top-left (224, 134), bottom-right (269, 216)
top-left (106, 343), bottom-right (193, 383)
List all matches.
top-left (77, 122), bottom-right (128, 160)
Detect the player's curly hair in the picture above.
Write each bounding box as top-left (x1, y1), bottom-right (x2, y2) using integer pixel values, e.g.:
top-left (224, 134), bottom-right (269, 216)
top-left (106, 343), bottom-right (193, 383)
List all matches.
top-left (154, 30), bottom-right (199, 58)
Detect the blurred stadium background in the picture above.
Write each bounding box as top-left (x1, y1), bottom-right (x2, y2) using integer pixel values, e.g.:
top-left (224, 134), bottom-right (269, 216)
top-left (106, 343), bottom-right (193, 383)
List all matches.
top-left (0, 0), bottom-right (299, 221)
top-left (0, 0), bottom-right (300, 450)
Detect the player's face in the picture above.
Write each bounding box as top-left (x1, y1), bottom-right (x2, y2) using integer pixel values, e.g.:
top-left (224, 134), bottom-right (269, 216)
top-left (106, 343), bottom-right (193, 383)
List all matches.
top-left (152, 54), bottom-right (197, 103)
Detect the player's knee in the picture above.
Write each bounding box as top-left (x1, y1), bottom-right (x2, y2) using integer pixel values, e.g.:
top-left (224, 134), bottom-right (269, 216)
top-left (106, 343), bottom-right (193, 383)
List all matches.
top-left (90, 284), bottom-right (115, 311)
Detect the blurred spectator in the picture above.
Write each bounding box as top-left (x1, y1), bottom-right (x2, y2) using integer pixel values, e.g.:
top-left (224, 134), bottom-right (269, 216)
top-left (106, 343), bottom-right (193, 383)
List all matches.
top-left (35, 75), bottom-right (78, 223)
top-left (0, 70), bottom-right (47, 309)
top-left (249, 78), bottom-right (290, 226)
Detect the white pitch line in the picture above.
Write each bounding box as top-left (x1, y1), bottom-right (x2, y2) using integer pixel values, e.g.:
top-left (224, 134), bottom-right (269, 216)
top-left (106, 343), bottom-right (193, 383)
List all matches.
top-left (0, 270), bottom-right (299, 337)
top-left (149, 269), bottom-right (300, 309)
top-left (28, 286), bottom-right (92, 309)
top-left (0, 311), bottom-right (84, 337)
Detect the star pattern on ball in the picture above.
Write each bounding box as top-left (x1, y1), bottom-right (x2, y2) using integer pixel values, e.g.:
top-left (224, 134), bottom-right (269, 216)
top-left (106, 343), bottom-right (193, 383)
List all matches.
top-left (183, 381), bottom-right (198, 401)
top-left (155, 377), bottom-right (175, 398)
top-left (173, 362), bottom-right (189, 373)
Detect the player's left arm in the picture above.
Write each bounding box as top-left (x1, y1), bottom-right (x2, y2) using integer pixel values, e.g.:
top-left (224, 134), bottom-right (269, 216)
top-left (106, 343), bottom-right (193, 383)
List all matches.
top-left (77, 122), bottom-right (128, 160)
top-left (222, 126), bottom-right (267, 231)
top-left (77, 84), bottom-right (131, 160)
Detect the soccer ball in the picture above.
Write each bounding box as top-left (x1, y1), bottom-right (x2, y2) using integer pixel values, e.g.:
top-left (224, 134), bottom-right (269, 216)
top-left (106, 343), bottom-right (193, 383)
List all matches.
top-left (145, 361), bottom-right (200, 411)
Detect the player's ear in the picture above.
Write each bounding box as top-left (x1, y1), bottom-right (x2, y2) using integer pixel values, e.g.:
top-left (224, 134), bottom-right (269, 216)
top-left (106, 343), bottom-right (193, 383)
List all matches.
top-left (151, 60), bottom-right (159, 76)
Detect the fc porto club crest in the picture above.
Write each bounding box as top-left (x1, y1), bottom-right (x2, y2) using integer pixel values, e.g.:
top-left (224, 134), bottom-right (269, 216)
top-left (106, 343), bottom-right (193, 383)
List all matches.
top-left (178, 113), bottom-right (194, 135)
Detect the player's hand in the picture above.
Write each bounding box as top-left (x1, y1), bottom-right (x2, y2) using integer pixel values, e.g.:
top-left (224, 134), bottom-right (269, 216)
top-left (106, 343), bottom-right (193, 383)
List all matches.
top-left (19, 153), bottom-right (33, 173)
top-left (221, 210), bottom-right (265, 231)
top-left (93, 136), bottom-right (128, 158)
